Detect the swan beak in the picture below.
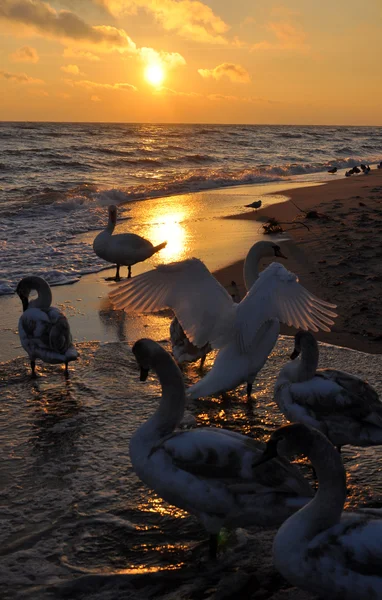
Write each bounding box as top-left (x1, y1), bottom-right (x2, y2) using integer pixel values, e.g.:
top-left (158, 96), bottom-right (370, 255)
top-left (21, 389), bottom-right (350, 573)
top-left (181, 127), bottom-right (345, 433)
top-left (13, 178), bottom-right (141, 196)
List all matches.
top-left (139, 366), bottom-right (149, 382)
top-left (253, 439), bottom-right (279, 467)
top-left (290, 349), bottom-right (300, 360)
top-left (275, 249), bottom-right (288, 259)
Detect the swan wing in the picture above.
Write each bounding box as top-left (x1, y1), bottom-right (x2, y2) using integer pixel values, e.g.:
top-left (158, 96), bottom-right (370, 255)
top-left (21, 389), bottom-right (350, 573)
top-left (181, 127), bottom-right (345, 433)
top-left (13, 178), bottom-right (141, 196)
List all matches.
top-left (235, 263), bottom-right (337, 353)
top-left (307, 515), bottom-right (382, 578)
top-left (290, 373), bottom-right (382, 424)
top-left (155, 428), bottom-right (312, 496)
top-left (109, 258), bottom-right (235, 348)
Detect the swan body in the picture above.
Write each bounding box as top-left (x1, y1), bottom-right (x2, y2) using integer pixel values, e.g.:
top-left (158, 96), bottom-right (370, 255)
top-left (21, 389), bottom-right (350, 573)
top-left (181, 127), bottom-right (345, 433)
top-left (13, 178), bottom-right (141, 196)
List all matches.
top-left (110, 241), bottom-right (337, 399)
top-left (93, 205), bottom-right (167, 280)
top-left (257, 423), bottom-right (382, 599)
top-left (275, 331), bottom-right (382, 449)
top-left (130, 339), bottom-right (313, 557)
top-left (16, 276), bottom-right (78, 376)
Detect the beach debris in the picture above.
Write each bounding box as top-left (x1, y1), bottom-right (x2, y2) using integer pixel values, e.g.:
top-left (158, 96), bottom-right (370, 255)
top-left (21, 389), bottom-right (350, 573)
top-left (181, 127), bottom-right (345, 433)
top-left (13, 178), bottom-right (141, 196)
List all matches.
top-left (245, 200), bottom-right (262, 210)
top-left (328, 167), bottom-right (337, 174)
top-left (305, 210), bottom-right (330, 220)
top-left (262, 218), bottom-right (284, 234)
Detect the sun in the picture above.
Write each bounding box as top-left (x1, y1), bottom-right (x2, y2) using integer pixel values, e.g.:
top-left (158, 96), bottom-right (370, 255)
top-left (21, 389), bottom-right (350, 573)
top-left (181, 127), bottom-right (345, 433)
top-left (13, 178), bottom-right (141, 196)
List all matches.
top-left (145, 64), bottom-right (165, 87)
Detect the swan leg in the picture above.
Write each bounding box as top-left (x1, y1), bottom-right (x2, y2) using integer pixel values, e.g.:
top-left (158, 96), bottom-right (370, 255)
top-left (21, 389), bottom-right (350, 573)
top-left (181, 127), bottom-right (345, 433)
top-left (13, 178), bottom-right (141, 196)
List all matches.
top-left (31, 360), bottom-right (36, 378)
top-left (127, 265), bottom-right (132, 279)
top-left (64, 361), bottom-right (69, 378)
top-left (199, 354), bottom-right (206, 370)
top-left (209, 533), bottom-right (218, 559)
top-left (115, 264), bottom-right (121, 282)
top-left (246, 382), bottom-right (253, 399)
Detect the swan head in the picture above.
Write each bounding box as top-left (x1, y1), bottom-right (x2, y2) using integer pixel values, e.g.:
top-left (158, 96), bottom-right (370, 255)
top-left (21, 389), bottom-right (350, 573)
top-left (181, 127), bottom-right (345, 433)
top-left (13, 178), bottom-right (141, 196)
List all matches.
top-left (290, 330), bottom-right (317, 360)
top-left (108, 205), bottom-right (117, 226)
top-left (250, 240), bottom-right (288, 259)
top-left (254, 423), bottom-right (326, 465)
top-left (16, 276), bottom-right (50, 311)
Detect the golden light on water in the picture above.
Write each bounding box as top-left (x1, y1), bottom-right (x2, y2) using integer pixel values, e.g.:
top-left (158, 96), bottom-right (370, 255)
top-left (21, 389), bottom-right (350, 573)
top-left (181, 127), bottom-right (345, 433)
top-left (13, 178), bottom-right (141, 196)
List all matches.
top-left (145, 64), bottom-right (165, 87)
top-left (145, 208), bottom-right (189, 262)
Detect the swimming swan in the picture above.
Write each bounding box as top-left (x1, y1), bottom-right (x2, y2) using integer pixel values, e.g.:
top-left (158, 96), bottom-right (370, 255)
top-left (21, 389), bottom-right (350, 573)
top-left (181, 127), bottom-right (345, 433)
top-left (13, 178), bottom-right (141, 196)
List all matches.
top-left (110, 241), bottom-right (337, 399)
top-left (275, 331), bottom-right (382, 450)
top-left (93, 205), bottom-right (167, 281)
top-left (16, 276), bottom-right (78, 377)
top-left (256, 423), bottom-right (382, 599)
top-left (130, 339), bottom-right (313, 558)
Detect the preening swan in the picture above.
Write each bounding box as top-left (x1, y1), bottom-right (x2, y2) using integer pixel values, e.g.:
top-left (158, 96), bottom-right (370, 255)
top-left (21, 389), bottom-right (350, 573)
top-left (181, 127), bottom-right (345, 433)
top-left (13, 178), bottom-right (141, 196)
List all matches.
top-left (130, 339), bottom-right (313, 558)
top-left (275, 331), bottom-right (382, 450)
top-left (16, 276), bottom-right (78, 377)
top-left (110, 241), bottom-right (337, 399)
top-left (256, 423), bottom-right (382, 600)
top-left (93, 205), bottom-right (167, 281)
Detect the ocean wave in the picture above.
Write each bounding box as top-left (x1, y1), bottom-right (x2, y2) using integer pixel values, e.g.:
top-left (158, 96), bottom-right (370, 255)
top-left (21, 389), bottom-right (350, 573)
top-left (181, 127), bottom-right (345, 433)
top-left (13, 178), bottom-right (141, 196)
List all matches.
top-left (278, 132), bottom-right (303, 139)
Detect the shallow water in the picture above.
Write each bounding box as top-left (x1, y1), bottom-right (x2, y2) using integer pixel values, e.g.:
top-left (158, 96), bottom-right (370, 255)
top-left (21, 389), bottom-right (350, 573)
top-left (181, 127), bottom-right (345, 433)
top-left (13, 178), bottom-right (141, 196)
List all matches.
top-left (1, 121), bottom-right (381, 294)
top-left (1, 336), bottom-right (381, 599)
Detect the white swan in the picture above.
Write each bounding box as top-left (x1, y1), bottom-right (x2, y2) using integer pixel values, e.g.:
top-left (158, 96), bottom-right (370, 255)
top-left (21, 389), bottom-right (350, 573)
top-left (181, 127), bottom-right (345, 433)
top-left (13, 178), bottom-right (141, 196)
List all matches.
top-left (110, 241), bottom-right (337, 399)
top-left (93, 205), bottom-right (167, 281)
top-left (275, 330), bottom-right (382, 450)
top-left (256, 423), bottom-right (382, 599)
top-left (170, 280), bottom-right (240, 369)
top-left (130, 339), bottom-right (313, 558)
top-left (16, 276), bottom-right (78, 377)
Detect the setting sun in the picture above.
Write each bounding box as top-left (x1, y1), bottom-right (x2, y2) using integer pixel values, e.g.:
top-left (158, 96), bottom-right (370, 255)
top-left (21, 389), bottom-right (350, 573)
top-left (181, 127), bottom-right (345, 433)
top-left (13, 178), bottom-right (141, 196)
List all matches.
top-left (144, 64), bottom-right (165, 87)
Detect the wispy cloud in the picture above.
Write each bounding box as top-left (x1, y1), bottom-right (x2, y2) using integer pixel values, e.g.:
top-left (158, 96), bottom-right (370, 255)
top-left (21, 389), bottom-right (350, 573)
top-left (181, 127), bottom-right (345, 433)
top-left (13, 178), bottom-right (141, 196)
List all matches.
top-left (0, 69), bottom-right (44, 84)
top-left (198, 63), bottom-right (251, 83)
top-left (138, 47), bottom-right (186, 69)
top-left (63, 48), bottom-right (100, 62)
top-left (153, 86), bottom-right (201, 97)
top-left (61, 64), bottom-right (83, 75)
top-left (252, 20), bottom-right (308, 51)
top-left (98, 0), bottom-right (230, 44)
top-left (66, 78), bottom-right (137, 92)
top-left (91, 95), bottom-right (101, 102)
top-left (10, 45), bottom-right (39, 63)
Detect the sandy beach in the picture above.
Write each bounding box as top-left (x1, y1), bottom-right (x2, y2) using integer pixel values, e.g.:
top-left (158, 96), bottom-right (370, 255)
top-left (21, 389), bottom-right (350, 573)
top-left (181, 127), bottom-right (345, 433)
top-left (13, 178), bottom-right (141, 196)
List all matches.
top-left (2, 169), bottom-right (382, 600)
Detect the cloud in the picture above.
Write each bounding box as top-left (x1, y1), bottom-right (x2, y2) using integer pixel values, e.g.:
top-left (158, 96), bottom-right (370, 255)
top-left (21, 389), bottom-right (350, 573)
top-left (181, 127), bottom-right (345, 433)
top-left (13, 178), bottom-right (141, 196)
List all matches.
top-left (252, 21), bottom-right (308, 51)
top-left (153, 86), bottom-right (201, 97)
top-left (63, 47), bottom-right (100, 61)
top-left (61, 63), bottom-right (82, 75)
top-left (98, 0), bottom-right (230, 44)
top-left (138, 47), bottom-right (186, 69)
top-left (67, 78), bottom-right (137, 92)
top-left (0, 0), bottom-right (136, 51)
top-left (10, 45), bottom-right (39, 63)
top-left (91, 95), bottom-right (101, 102)
top-left (0, 69), bottom-right (44, 84)
top-left (198, 63), bottom-right (251, 83)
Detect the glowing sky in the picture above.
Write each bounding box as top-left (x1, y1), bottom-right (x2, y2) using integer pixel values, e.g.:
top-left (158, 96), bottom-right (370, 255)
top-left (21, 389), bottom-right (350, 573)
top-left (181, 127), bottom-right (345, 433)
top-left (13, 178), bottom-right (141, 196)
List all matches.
top-left (0, 0), bottom-right (381, 124)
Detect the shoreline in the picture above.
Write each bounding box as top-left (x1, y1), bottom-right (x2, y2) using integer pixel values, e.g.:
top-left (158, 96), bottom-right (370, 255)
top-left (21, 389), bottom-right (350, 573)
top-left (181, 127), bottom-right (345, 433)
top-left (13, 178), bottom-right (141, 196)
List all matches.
top-left (1, 170), bottom-right (381, 362)
top-left (221, 169), bottom-right (382, 354)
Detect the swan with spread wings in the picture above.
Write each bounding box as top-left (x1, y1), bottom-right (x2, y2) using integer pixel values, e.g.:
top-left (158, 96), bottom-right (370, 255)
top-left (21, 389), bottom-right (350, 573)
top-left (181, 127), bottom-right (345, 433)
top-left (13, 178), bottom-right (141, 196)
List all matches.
top-left (110, 241), bottom-right (337, 399)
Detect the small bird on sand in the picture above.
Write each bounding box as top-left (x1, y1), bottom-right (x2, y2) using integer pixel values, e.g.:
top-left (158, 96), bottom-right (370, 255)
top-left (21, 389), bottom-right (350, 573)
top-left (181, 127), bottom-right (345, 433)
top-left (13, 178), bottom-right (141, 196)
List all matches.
top-left (360, 164), bottom-right (370, 174)
top-left (327, 167), bottom-right (337, 174)
top-left (245, 200), bottom-right (262, 210)
top-left (345, 170), bottom-right (352, 177)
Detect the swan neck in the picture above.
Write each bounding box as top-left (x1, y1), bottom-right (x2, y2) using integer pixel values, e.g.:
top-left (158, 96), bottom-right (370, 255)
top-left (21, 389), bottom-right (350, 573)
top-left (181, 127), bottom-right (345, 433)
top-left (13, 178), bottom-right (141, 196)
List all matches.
top-left (296, 342), bottom-right (319, 381)
top-left (30, 279), bottom-right (52, 309)
top-left (147, 353), bottom-right (186, 438)
top-left (280, 441), bottom-right (346, 543)
top-left (106, 216), bottom-right (115, 233)
top-left (243, 245), bottom-right (262, 290)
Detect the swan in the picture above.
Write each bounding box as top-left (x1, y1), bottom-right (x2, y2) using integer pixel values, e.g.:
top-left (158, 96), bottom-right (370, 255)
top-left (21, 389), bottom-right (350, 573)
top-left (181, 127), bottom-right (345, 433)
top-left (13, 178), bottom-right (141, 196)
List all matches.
top-left (170, 281), bottom-right (240, 369)
top-left (255, 423), bottom-right (382, 599)
top-left (274, 330), bottom-right (382, 451)
top-left (130, 338), bottom-right (313, 558)
top-left (110, 241), bottom-right (337, 399)
top-left (16, 276), bottom-right (78, 377)
top-left (93, 205), bottom-right (167, 281)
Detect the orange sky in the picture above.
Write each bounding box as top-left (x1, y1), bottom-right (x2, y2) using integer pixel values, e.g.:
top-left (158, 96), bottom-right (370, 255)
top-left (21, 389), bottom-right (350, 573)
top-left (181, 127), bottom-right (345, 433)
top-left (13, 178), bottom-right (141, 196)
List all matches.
top-left (0, 0), bottom-right (381, 124)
